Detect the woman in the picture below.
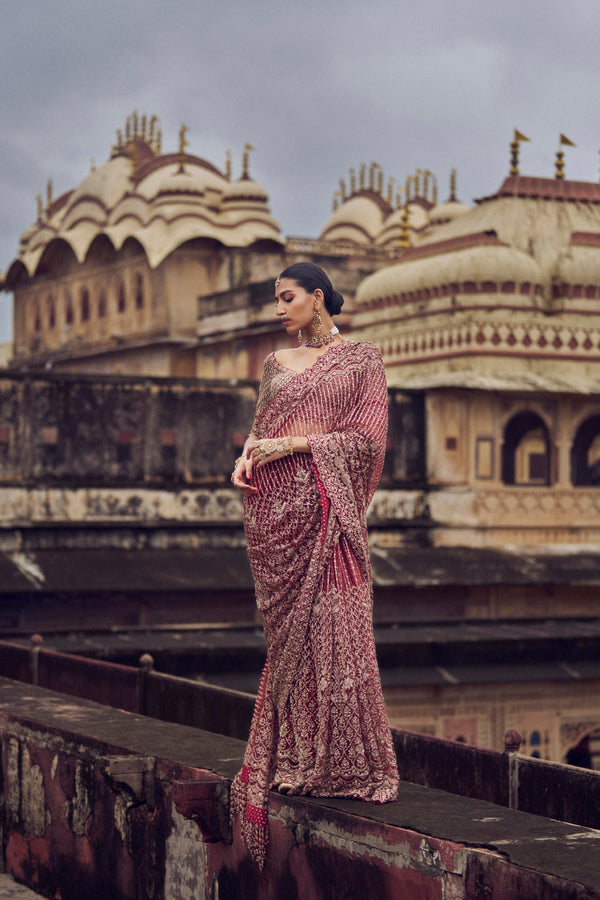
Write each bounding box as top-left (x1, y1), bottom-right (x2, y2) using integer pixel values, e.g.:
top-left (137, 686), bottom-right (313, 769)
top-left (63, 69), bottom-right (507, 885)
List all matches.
top-left (230, 262), bottom-right (399, 868)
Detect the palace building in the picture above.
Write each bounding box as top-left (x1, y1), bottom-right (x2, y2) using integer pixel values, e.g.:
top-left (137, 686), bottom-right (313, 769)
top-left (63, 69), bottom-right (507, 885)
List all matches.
top-left (3, 120), bottom-right (600, 769)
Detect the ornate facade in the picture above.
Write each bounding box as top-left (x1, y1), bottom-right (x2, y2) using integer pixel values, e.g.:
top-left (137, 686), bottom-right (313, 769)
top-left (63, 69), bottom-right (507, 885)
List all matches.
top-left (3, 120), bottom-right (600, 768)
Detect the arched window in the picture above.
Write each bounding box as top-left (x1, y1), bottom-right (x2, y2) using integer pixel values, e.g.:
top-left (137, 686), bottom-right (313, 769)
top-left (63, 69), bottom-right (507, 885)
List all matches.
top-left (502, 411), bottom-right (551, 485)
top-left (33, 300), bottom-right (41, 333)
top-left (47, 295), bottom-right (55, 330)
top-left (117, 281), bottom-right (126, 313)
top-left (571, 414), bottom-right (600, 485)
top-left (135, 273), bottom-right (144, 310)
top-left (98, 288), bottom-right (107, 318)
top-left (80, 288), bottom-right (90, 322)
top-left (65, 290), bottom-right (74, 326)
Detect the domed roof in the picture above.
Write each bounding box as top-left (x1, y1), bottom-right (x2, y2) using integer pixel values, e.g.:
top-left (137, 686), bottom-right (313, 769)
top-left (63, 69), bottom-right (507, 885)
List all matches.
top-left (8, 131), bottom-right (283, 279)
top-left (375, 203), bottom-right (429, 246)
top-left (221, 177), bottom-right (269, 203)
top-left (357, 234), bottom-right (543, 305)
top-left (429, 199), bottom-right (470, 225)
top-left (62, 156), bottom-right (132, 220)
top-left (320, 194), bottom-right (387, 244)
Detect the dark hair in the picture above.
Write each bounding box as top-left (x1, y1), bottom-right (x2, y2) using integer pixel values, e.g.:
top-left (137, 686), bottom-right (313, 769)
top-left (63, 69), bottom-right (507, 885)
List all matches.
top-left (278, 262), bottom-right (344, 316)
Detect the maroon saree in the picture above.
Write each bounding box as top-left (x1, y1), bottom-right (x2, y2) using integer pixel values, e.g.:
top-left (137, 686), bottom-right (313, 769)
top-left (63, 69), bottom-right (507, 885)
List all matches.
top-left (230, 341), bottom-right (399, 867)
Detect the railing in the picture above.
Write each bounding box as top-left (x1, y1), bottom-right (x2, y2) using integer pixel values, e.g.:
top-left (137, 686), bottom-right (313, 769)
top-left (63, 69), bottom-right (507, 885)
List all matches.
top-left (1, 635), bottom-right (600, 830)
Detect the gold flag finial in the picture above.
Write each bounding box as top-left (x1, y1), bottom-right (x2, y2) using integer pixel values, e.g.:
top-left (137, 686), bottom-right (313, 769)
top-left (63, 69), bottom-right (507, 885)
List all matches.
top-left (560, 133), bottom-right (576, 148)
top-left (556, 134), bottom-right (575, 179)
top-left (178, 123), bottom-right (189, 172)
top-left (242, 143), bottom-right (255, 178)
top-left (510, 129), bottom-right (530, 175)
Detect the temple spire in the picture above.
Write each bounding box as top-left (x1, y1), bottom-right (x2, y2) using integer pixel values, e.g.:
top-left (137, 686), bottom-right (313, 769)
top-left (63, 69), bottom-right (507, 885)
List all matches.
top-left (555, 133), bottom-right (576, 180)
top-left (510, 129), bottom-right (530, 175)
top-left (242, 143), bottom-right (254, 178)
top-left (178, 123), bottom-right (189, 172)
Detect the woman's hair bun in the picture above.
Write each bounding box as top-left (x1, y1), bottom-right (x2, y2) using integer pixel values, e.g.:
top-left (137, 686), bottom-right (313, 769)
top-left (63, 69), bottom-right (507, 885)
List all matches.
top-left (327, 290), bottom-right (344, 316)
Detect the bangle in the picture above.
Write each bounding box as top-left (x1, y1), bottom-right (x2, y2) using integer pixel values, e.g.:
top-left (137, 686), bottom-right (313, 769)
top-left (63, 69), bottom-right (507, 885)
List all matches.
top-left (254, 436), bottom-right (294, 462)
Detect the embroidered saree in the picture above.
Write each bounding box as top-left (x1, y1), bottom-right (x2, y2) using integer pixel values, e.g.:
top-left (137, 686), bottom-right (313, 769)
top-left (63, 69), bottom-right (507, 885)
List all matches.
top-left (230, 341), bottom-right (399, 867)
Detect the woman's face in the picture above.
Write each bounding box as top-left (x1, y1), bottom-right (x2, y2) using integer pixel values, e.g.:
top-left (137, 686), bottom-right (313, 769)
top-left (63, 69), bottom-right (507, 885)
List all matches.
top-left (275, 278), bottom-right (318, 337)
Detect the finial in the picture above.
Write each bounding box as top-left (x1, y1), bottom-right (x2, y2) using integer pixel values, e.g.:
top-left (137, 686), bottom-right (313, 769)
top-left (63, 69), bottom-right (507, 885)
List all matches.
top-left (132, 110), bottom-right (139, 140)
top-left (349, 168), bottom-right (356, 193)
top-left (178, 123), bottom-right (189, 172)
top-left (369, 162), bottom-right (376, 190)
top-left (338, 177), bottom-right (347, 199)
top-left (377, 167), bottom-right (383, 194)
top-left (332, 190), bottom-right (341, 212)
top-left (46, 179), bottom-right (53, 212)
top-left (423, 170), bottom-right (431, 200)
top-left (155, 130), bottom-right (162, 154)
top-left (449, 168), bottom-right (457, 201)
top-left (359, 163), bottom-right (366, 190)
top-left (416, 169), bottom-right (423, 196)
top-left (36, 194), bottom-right (43, 221)
top-left (125, 116), bottom-right (131, 142)
top-left (149, 116), bottom-right (157, 146)
top-left (556, 134), bottom-right (576, 180)
top-left (405, 175), bottom-right (414, 201)
top-left (432, 179), bottom-right (438, 205)
top-left (225, 149), bottom-right (232, 181)
top-left (242, 143), bottom-right (255, 178)
top-left (141, 114), bottom-right (147, 140)
top-left (510, 129), bottom-right (530, 175)
top-left (387, 177), bottom-right (396, 205)
top-left (116, 129), bottom-right (123, 149)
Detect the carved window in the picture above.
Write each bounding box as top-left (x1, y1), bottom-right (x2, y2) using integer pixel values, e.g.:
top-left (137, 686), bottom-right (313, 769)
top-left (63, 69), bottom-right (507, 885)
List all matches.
top-left (47, 295), bottom-right (56, 330)
top-left (80, 288), bottom-right (90, 322)
top-left (135, 273), bottom-right (145, 310)
top-left (98, 288), bottom-right (107, 318)
top-left (65, 291), bottom-right (74, 326)
top-left (571, 414), bottom-right (600, 486)
top-left (502, 411), bottom-right (551, 486)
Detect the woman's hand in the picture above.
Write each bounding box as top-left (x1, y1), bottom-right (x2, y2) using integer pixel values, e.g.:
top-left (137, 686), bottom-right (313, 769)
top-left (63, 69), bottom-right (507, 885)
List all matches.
top-left (231, 450), bottom-right (258, 496)
top-left (249, 436), bottom-right (294, 470)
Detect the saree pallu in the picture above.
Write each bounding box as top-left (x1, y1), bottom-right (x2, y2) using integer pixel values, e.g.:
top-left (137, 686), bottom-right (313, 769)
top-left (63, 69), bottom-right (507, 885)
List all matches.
top-left (230, 341), bottom-right (399, 867)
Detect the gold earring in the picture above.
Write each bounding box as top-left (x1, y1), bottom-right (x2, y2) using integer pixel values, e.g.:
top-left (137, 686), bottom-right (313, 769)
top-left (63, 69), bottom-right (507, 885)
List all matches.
top-left (312, 307), bottom-right (323, 334)
top-left (297, 328), bottom-right (302, 345)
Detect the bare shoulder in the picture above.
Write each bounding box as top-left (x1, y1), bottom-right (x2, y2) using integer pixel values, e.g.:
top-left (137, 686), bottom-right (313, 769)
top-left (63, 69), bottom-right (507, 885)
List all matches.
top-left (273, 347), bottom-right (301, 366)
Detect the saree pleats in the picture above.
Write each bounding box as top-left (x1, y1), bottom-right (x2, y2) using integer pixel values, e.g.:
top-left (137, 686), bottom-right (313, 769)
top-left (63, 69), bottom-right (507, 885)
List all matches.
top-left (231, 342), bottom-right (399, 867)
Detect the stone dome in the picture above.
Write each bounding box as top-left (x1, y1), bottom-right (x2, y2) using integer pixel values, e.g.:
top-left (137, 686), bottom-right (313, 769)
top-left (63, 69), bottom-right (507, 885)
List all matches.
top-left (429, 199), bottom-right (470, 225)
top-left (320, 194), bottom-right (387, 244)
top-left (8, 138), bottom-right (283, 279)
top-left (357, 234), bottom-right (543, 305)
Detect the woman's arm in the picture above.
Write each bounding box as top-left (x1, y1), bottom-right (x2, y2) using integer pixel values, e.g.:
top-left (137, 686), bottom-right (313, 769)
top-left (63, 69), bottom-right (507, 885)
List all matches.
top-left (231, 434), bottom-right (310, 495)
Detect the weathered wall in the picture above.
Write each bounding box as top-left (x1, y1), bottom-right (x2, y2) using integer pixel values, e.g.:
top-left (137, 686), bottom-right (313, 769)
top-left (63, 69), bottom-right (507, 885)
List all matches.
top-left (2, 679), bottom-right (600, 900)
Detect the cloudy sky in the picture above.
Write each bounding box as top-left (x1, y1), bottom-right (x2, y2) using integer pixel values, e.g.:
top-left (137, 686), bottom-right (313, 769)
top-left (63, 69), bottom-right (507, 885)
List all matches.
top-left (1, 0), bottom-right (598, 341)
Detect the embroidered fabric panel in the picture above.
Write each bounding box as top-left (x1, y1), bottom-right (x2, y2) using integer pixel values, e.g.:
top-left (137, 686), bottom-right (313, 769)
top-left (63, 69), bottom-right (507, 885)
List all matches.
top-left (232, 341), bottom-right (398, 868)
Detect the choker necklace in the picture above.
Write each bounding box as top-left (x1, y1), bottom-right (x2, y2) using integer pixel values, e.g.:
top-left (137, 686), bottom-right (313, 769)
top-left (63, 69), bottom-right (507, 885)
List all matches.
top-left (304, 326), bottom-right (339, 349)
